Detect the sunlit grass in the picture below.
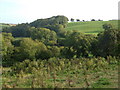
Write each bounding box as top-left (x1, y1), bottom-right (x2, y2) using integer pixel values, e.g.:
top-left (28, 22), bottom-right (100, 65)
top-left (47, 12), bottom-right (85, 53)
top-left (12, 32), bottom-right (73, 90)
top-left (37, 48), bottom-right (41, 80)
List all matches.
top-left (65, 20), bottom-right (118, 34)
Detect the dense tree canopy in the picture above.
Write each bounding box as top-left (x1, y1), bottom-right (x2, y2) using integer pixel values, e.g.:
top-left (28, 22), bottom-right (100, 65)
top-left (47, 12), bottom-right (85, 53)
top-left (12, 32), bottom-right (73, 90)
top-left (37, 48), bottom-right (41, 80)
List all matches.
top-left (2, 33), bottom-right (14, 62)
top-left (98, 29), bottom-right (119, 57)
top-left (91, 27), bottom-right (120, 57)
top-left (29, 27), bottom-right (57, 45)
top-left (61, 31), bottom-right (95, 58)
top-left (102, 24), bottom-right (113, 30)
top-left (3, 23), bottom-right (30, 37)
top-left (70, 18), bottom-right (74, 22)
top-left (30, 15), bottom-right (68, 28)
top-left (3, 15), bottom-right (68, 38)
top-left (12, 38), bottom-right (47, 61)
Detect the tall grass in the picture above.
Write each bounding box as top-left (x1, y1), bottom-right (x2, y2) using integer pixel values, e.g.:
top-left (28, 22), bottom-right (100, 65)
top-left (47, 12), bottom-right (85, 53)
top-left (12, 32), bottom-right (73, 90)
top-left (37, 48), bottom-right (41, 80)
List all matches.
top-left (2, 56), bottom-right (118, 88)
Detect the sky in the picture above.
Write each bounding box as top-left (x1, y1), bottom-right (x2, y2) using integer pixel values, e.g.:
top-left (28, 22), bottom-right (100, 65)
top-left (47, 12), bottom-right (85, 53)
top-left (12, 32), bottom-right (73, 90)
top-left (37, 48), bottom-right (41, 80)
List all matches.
top-left (0, 0), bottom-right (119, 24)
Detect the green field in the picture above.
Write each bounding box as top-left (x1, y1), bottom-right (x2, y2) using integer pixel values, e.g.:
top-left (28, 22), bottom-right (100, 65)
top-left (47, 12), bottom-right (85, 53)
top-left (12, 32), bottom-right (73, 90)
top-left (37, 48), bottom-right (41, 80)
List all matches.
top-left (65, 20), bottom-right (118, 34)
top-left (0, 23), bottom-right (10, 28)
top-left (0, 23), bottom-right (10, 32)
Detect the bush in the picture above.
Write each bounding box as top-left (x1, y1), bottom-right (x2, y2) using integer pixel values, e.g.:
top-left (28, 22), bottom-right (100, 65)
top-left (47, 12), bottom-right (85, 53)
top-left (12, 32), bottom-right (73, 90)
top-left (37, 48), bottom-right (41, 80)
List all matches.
top-left (11, 59), bottom-right (40, 74)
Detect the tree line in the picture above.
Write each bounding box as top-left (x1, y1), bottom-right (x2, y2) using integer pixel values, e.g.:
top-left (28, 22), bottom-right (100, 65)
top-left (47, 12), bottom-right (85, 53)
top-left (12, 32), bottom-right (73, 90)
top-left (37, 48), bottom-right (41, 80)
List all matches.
top-left (70, 18), bottom-right (103, 22)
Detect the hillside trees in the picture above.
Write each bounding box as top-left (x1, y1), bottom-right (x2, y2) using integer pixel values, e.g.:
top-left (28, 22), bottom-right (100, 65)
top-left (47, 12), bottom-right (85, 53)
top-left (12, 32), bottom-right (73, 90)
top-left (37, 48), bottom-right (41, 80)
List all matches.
top-left (3, 23), bottom-right (30, 37)
top-left (44, 24), bottom-right (64, 33)
top-left (91, 19), bottom-right (95, 21)
top-left (12, 38), bottom-right (48, 61)
top-left (2, 33), bottom-right (14, 64)
top-left (61, 31), bottom-right (95, 58)
top-left (30, 15), bottom-right (68, 35)
top-left (10, 37), bottom-right (60, 61)
top-left (36, 46), bottom-right (60, 59)
top-left (76, 19), bottom-right (80, 22)
top-left (30, 15), bottom-right (68, 28)
top-left (3, 15), bottom-right (68, 38)
top-left (115, 30), bottom-right (120, 57)
top-left (29, 27), bottom-right (57, 45)
top-left (70, 18), bottom-right (74, 22)
top-left (44, 24), bottom-right (67, 37)
top-left (102, 24), bottom-right (113, 30)
top-left (52, 15), bottom-right (68, 28)
top-left (91, 27), bottom-right (120, 57)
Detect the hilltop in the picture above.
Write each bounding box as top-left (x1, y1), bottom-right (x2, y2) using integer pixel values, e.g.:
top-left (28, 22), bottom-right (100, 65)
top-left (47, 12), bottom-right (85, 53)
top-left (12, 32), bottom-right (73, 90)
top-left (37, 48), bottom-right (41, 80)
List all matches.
top-left (0, 23), bottom-right (17, 29)
top-left (65, 20), bottom-right (118, 34)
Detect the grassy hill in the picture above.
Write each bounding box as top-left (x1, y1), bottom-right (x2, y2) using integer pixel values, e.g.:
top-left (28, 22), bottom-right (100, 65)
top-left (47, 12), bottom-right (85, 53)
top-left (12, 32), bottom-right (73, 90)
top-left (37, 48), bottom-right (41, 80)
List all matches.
top-left (0, 23), bottom-right (11, 32)
top-left (0, 23), bottom-right (10, 28)
top-left (65, 20), bottom-right (118, 35)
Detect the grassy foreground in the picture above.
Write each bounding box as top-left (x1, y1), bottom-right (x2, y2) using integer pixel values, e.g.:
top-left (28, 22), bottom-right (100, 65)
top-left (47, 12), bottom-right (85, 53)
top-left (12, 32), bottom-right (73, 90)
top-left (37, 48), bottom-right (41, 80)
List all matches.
top-left (2, 57), bottom-right (118, 88)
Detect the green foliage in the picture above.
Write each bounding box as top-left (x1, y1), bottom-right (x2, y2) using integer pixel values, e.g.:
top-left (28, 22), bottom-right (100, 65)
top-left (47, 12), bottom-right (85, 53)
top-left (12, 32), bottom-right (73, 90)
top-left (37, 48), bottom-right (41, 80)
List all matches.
top-left (11, 57), bottom-right (110, 74)
top-left (4, 57), bottom-right (118, 88)
top-left (3, 23), bottom-right (30, 37)
top-left (62, 31), bottom-right (96, 58)
top-left (2, 32), bottom-right (14, 41)
top-left (115, 30), bottom-right (120, 57)
top-left (70, 18), bottom-right (74, 22)
top-left (47, 46), bottom-right (60, 57)
top-left (11, 59), bottom-right (39, 74)
top-left (35, 46), bottom-right (60, 59)
top-left (2, 15), bottom-right (68, 38)
top-left (29, 27), bottom-right (57, 45)
top-left (102, 24), bottom-right (113, 30)
top-left (93, 29), bottom-right (119, 57)
top-left (61, 47), bottom-right (75, 58)
top-left (106, 56), bottom-right (118, 64)
top-left (45, 24), bottom-right (64, 33)
top-left (12, 38), bottom-right (47, 61)
top-left (30, 15), bottom-right (68, 37)
top-left (30, 15), bottom-right (68, 28)
top-left (91, 78), bottom-right (111, 88)
top-left (0, 24), bottom-right (10, 32)
top-left (2, 33), bottom-right (14, 66)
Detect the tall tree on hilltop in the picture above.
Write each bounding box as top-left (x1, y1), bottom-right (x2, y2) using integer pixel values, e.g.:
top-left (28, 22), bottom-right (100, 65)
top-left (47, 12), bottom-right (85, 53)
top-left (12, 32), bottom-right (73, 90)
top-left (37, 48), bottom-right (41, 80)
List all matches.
top-left (70, 18), bottom-right (74, 22)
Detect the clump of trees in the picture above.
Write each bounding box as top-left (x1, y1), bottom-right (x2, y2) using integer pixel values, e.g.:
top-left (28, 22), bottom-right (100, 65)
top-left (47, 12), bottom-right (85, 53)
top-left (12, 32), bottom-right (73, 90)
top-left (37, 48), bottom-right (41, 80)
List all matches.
top-left (3, 15), bottom-right (68, 37)
top-left (91, 19), bottom-right (96, 21)
top-left (3, 23), bottom-right (30, 37)
top-left (61, 31), bottom-right (95, 58)
top-left (76, 19), bottom-right (80, 22)
top-left (2, 15), bottom-right (120, 66)
top-left (2, 33), bottom-right (14, 63)
top-left (70, 18), bottom-right (74, 22)
top-left (91, 24), bottom-right (120, 57)
top-left (29, 27), bottom-right (57, 45)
